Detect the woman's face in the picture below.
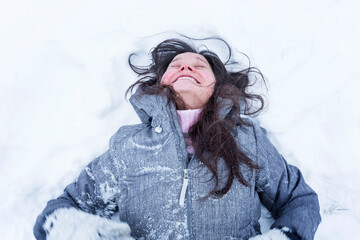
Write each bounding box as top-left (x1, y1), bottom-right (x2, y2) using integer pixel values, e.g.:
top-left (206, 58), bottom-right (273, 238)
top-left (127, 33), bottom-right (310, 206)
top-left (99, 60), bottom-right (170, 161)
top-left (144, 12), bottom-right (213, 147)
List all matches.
top-left (161, 52), bottom-right (216, 109)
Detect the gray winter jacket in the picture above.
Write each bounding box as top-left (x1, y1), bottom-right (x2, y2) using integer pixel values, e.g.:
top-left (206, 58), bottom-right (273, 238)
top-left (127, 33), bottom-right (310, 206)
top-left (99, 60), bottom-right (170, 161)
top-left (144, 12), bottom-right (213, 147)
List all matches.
top-left (34, 89), bottom-right (321, 240)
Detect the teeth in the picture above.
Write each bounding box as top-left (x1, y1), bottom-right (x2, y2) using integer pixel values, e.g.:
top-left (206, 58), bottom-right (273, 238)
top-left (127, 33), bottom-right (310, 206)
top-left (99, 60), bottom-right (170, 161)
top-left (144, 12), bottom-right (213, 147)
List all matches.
top-left (178, 77), bottom-right (194, 80)
top-left (177, 77), bottom-right (199, 83)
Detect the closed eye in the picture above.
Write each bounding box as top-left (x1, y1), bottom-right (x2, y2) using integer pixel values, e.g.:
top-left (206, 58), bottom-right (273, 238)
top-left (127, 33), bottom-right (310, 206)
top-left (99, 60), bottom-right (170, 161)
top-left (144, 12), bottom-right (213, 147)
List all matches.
top-left (169, 65), bottom-right (180, 68)
top-left (195, 65), bottom-right (207, 68)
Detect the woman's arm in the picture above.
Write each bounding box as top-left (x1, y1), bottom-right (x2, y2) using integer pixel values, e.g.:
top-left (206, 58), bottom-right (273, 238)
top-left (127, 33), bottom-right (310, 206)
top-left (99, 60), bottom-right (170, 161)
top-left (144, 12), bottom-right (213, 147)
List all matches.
top-left (252, 122), bottom-right (321, 240)
top-left (33, 149), bottom-right (132, 240)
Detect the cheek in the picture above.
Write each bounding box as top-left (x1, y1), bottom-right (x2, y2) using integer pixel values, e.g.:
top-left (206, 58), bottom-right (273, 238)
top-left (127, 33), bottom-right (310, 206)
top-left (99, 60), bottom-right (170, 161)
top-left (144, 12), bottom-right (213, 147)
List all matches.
top-left (161, 70), bottom-right (173, 85)
top-left (203, 72), bottom-right (215, 96)
top-left (201, 71), bottom-right (216, 84)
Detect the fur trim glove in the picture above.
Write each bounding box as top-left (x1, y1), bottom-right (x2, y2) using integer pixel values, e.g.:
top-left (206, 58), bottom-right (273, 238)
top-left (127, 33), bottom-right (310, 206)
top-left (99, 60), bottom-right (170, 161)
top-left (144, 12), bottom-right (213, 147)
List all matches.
top-left (43, 208), bottom-right (134, 240)
top-left (248, 229), bottom-right (290, 240)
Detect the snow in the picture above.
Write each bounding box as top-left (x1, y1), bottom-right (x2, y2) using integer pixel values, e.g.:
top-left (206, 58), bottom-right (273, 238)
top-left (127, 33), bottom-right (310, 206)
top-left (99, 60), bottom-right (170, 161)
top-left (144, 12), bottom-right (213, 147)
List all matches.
top-left (1, 0), bottom-right (360, 239)
top-left (128, 136), bottom-right (167, 151)
top-left (43, 208), bottom-right (133, 240)
top-left (138, 166), bottom-right (174, 175)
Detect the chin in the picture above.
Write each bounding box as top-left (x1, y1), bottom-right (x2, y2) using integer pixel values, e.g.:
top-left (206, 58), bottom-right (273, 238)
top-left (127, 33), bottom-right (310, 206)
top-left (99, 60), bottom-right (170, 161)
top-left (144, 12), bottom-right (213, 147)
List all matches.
top-left (173, 86), bottom-right (199, 94)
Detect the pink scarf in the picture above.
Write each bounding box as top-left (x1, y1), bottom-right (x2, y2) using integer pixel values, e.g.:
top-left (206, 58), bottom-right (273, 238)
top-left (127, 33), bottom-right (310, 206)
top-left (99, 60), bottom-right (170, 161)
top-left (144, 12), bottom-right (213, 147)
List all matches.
top-left (176, 109), bottom-right (202, 154)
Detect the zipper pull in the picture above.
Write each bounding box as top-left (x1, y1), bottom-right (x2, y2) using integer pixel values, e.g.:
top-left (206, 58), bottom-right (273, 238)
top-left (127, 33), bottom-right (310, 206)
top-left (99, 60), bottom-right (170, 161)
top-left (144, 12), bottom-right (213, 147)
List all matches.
top-left (179, 168), bottom-right (189, 207)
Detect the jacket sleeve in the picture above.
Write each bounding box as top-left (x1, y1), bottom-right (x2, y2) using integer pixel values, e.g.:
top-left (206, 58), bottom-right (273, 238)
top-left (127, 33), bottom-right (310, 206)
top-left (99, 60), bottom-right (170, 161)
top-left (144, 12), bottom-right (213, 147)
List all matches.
top-left (33, 145), bottom-right (125, 240)
top-left (253, 123), bottom-right (321, 240)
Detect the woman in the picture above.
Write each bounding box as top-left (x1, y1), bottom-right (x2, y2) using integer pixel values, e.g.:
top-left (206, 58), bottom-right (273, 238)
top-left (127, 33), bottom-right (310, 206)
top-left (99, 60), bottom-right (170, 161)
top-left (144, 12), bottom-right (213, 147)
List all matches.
top-left (34, 37), bottom-right (321, 240)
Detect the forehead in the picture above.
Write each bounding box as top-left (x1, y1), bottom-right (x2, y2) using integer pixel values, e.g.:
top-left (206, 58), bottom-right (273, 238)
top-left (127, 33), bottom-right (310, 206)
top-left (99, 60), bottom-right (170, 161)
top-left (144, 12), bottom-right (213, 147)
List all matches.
top-left (171, 52), bottom-right (209, 64)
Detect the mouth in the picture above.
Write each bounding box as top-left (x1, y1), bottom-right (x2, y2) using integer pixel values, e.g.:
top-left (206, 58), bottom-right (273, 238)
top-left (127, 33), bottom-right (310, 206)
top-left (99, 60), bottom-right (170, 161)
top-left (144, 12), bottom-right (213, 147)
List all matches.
top-left (172, 75), bottom-right (200, 85)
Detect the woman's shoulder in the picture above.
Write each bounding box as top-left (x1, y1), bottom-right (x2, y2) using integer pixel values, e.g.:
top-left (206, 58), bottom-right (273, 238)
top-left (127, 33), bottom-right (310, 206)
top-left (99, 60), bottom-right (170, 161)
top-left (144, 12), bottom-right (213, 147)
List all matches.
top-left (235, 117), bottom-right (269, 144)
top-left (109, 123), bottom-right (148, 146)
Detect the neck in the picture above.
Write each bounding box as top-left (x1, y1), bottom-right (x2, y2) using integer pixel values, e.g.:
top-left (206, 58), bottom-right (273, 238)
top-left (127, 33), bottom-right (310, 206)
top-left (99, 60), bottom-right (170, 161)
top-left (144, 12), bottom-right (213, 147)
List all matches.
top-left (176, 92), bottom-right (206, 109)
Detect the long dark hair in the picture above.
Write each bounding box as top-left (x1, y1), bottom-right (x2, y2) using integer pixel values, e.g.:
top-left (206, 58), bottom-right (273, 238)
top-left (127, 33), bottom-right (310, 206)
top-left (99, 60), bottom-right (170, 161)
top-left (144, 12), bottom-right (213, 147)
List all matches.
top-left (127, 36), bottom-right (266, 198)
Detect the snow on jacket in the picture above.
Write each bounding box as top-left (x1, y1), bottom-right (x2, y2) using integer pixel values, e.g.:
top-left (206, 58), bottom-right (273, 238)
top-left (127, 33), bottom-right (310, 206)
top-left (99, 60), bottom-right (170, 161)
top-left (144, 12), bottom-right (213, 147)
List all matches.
top-left (34, 89), bottom-right (321, 240)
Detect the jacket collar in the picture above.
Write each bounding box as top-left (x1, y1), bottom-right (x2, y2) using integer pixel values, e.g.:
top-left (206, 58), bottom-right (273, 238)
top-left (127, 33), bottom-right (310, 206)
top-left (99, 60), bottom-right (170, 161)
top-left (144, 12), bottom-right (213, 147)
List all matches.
top-left (129, 87), bottom-right (234, 125)
top-left (129, 88), bottom-right (175, 125)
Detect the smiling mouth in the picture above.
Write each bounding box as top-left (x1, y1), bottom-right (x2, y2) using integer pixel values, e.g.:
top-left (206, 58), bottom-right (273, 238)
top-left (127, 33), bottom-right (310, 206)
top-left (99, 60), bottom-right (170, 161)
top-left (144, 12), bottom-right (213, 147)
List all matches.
top-left (173, 76), bottom-right (200, 84)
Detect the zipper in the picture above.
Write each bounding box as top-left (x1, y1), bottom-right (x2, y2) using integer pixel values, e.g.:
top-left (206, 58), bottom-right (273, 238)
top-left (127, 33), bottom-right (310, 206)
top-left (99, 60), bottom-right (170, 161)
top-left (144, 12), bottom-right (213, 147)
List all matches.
top-left (179, 154), bottom-right (195, 239)
top-left (179, 168), bottom-right (189, 207)
top-left (179, 154), bottom-right (194, 207)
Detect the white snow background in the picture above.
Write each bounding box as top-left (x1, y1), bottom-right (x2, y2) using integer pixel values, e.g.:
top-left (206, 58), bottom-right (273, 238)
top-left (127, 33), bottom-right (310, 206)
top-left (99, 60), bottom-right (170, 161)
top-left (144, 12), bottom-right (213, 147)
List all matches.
top-left (1, 0), bottom-right (359, 239)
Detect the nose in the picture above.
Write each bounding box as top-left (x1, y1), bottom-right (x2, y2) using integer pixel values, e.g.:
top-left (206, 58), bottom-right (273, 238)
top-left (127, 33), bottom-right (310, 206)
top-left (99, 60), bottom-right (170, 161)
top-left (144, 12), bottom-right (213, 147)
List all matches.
top-left (180, 63), bottom-right (193, 71)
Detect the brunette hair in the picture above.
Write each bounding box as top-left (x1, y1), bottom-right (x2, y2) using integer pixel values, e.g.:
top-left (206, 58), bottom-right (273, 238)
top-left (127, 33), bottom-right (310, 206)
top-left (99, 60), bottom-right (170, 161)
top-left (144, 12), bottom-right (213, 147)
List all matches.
top-left (127, 37), bottom-right (265, 198)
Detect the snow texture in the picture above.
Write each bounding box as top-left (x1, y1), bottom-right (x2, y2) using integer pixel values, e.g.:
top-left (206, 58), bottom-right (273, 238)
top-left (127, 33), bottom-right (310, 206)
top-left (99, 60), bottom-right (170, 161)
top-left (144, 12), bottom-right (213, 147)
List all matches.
top-left (1, 0), bottom-right (360, 239)
top-left (249, 229), bottom-right (289, 240)
top-left (44, 208), bottom-right (133, 240)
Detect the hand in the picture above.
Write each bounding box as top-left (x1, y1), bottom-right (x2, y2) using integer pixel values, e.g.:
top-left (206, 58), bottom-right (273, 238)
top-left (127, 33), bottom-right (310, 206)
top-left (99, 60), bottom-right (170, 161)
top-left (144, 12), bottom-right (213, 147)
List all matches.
top-left (249, 229), bottom-right (290, 240)
top-left (43, 208), bottom-right (134, 240)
